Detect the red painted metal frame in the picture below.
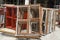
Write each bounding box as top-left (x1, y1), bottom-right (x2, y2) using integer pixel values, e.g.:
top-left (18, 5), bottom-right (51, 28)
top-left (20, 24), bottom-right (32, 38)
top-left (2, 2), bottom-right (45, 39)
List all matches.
top-left (6, 7), bottom-right (17, 30)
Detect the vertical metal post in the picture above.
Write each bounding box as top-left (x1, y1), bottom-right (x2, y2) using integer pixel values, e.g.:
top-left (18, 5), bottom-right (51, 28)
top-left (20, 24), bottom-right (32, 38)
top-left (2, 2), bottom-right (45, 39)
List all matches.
top-left (17, 0), bottom-right (19, 5)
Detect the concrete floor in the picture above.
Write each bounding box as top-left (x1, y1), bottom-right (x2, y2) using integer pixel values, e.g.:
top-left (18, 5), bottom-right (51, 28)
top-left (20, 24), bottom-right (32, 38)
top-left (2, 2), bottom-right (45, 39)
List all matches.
top-left (0, 26), bottom-right (60, 40)
top-left (41, 26), bottom-right (60, 40)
